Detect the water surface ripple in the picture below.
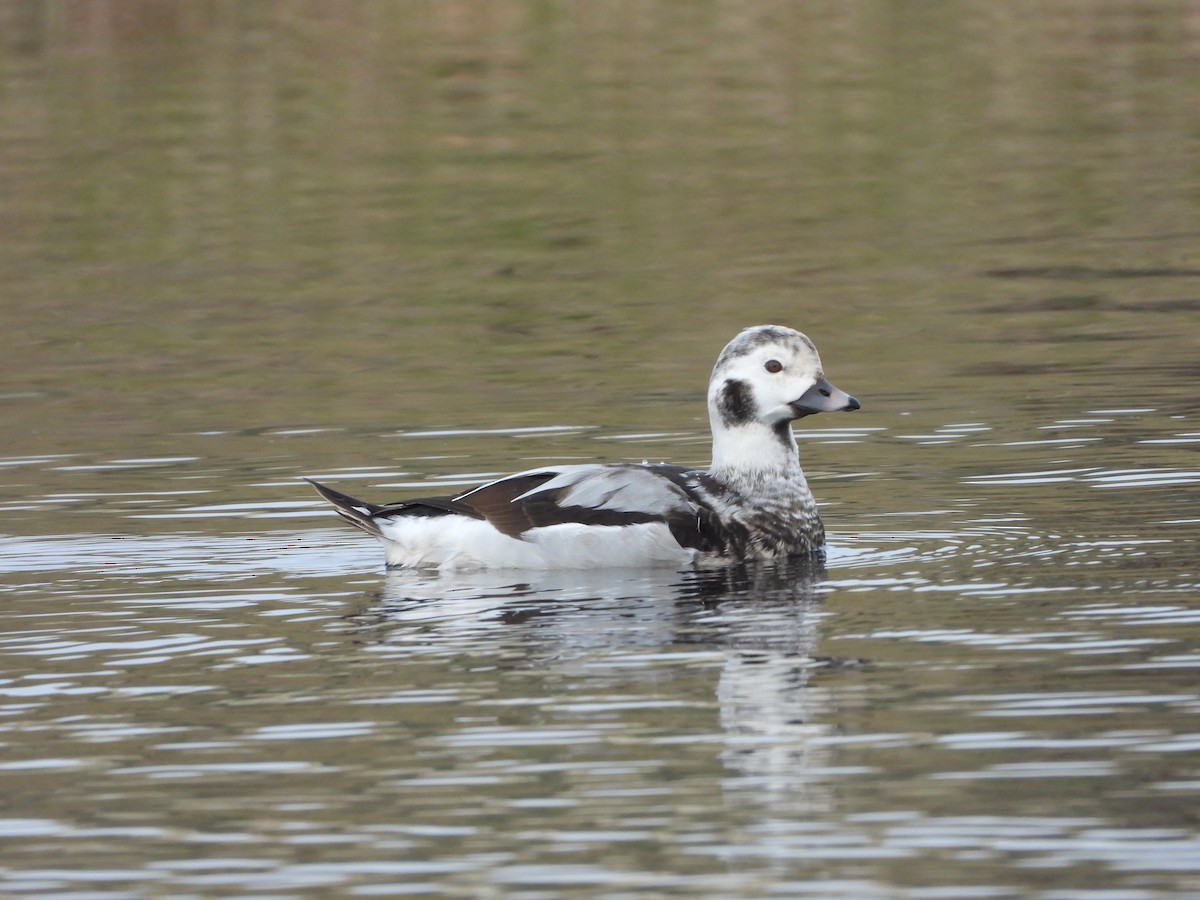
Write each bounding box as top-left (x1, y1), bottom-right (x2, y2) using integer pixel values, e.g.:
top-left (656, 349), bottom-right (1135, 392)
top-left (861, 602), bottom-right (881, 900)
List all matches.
top-left (0, 405), bottom-right (1198, 897)
top-left (4, 3), bottom-right (1200, 896)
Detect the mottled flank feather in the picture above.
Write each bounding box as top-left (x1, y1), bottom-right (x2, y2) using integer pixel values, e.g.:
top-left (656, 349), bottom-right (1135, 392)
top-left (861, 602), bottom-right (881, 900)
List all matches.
top-left (308, 325), bottom-right (860, 570)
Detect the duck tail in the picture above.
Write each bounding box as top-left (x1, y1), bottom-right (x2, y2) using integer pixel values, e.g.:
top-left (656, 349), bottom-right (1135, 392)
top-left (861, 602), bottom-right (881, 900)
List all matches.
top-left (305, 478), bottom-right (384, 538)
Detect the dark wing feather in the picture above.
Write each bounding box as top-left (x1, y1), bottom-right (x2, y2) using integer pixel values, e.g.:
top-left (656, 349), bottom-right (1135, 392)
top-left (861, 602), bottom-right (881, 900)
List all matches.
top-left (372, 495), bottom-right (485, 519)
top-left (453, 467), bottom-right (687, 539)
top-left (306, 477), bottom-right (484, 539)
top-left (651, 467), bottom-right (736, 554)
top-left (446, 471), bottom-right (550, 537)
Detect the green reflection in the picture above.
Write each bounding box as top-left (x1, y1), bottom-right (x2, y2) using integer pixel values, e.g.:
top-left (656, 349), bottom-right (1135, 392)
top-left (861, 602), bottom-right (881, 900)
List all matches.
top-left (0, 1), bottom-right (1197, 447)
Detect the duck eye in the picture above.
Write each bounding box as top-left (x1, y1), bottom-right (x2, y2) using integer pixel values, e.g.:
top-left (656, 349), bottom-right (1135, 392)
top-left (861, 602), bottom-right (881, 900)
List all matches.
top-left (764, 359), bottom-right (783, 374)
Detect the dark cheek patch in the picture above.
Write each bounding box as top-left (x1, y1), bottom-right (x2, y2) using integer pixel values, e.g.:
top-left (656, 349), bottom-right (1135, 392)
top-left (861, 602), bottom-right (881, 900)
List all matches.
top-left (717, 378), bottom-right (757, 426)
top-left (772, 419), bottom-right (795, 445)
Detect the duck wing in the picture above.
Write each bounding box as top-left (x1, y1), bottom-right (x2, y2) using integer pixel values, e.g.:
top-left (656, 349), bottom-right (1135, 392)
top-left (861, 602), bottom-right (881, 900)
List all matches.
top-left (309, 464), bottom-right (721, 550)
top-left (453, 464), bottom-right (702, 539)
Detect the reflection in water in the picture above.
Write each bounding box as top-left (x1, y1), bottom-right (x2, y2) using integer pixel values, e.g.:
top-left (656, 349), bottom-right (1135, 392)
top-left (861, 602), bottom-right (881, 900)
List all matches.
top-left (5, 2), bottom-right (1200, 447)
top-left (342, 560), bottom-right (835, 812)
top-left (711, 598), bottom-right (834, 813)
top-left (344, 556), bottom-right (826, 632)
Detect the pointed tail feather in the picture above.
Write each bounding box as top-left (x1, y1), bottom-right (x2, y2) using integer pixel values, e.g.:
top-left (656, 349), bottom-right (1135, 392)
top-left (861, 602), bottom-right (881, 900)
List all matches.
top-left (305, 478), bottom-right (384, 538)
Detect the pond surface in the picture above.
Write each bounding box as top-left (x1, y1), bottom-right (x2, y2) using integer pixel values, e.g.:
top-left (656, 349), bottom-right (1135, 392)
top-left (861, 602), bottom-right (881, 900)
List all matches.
top-left (2, 3), bottom-right (1199, 897)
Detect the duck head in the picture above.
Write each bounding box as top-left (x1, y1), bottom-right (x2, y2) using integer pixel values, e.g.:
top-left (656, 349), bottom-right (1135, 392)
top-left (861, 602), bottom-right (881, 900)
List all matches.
top-left (708, 325), bottom-right (859, 474)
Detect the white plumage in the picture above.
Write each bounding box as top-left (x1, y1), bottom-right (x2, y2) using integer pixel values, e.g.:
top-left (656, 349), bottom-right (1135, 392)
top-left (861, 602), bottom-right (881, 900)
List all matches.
top-left (308, 325), bottom-right (860, 570)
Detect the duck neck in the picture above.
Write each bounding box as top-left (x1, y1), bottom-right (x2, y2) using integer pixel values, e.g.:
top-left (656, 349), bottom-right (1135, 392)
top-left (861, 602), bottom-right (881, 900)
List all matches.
top-left (709, 419), bottom-right (806, 487)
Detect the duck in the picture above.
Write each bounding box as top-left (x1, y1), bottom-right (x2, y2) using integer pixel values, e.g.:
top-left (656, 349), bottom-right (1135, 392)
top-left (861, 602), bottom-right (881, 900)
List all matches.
top-left (307, 325), bottom-right (860, 570)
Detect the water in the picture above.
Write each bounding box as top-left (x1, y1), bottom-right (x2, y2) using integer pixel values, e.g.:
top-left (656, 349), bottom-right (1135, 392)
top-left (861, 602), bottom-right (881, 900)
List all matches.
top-left (2, 3), bottom-right (1200, 897)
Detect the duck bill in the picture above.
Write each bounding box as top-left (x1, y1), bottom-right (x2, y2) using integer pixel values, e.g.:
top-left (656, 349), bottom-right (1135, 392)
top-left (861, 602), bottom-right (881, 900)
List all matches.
top-left (789, 378), bottom-right (861, 418)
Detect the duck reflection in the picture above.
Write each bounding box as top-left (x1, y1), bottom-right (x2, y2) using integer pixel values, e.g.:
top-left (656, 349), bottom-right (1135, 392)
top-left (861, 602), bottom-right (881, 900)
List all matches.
top-left (338, 557), bottom-right (839, 809)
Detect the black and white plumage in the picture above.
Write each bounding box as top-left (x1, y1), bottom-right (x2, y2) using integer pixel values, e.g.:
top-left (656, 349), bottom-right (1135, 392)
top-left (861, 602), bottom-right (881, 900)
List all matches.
top-left (308, 325), bottom-right (860, 570)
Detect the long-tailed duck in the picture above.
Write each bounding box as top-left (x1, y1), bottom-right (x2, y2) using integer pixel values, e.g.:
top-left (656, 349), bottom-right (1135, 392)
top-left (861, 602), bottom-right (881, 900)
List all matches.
top-left (308, 325), bottom-right (859, 570)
